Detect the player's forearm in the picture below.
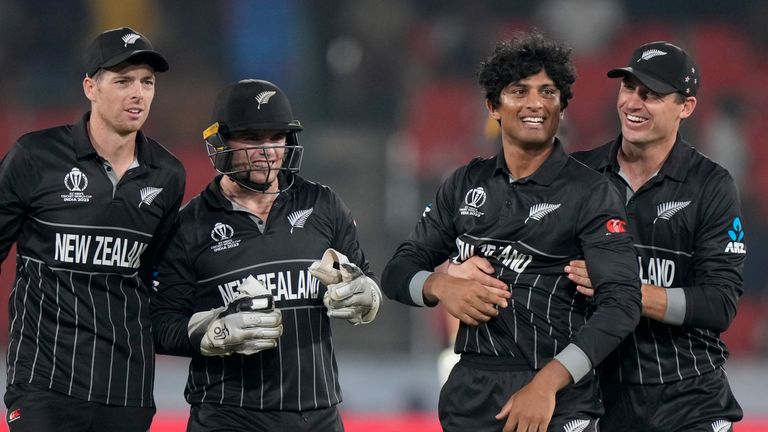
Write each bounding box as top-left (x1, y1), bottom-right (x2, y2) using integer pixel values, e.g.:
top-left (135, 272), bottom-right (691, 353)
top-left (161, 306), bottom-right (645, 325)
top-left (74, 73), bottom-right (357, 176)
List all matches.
top-left (641, 283), bottom-right (668, 321)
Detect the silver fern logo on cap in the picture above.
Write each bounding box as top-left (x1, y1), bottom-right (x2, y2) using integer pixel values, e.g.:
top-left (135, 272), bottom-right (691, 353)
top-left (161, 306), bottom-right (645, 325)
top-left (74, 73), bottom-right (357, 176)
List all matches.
top-left (122, 33), bottom-right (141, 47)
top-left (255, 91), bottom-right (277, 110)
top-left (638, 49), bottom-right (667, 62)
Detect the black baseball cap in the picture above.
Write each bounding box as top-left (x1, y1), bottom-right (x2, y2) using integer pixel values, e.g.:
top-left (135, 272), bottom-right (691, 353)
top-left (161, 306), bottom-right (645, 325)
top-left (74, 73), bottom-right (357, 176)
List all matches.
top-left (206, 79), bottom-right (303, 138)
top-left (84, 27), bottom-right (169, 77)
top-left (607, 41), bottom-right (699, 96)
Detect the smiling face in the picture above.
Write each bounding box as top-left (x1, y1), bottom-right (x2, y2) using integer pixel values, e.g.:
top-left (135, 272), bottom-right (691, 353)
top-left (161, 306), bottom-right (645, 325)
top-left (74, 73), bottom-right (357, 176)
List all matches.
top-left (227, 130), bottom-right (288, 187)
top-left (83, 64), bottom-right (156, 137)
top-left (617, 76), bottom-right (696, 148)
top-left (487, 69), bottom-right (562, 151)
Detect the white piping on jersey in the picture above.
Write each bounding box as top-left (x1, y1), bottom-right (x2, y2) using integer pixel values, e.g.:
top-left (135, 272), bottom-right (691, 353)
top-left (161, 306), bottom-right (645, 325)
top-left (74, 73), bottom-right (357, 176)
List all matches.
top-left (196, 258), bottom-right (316, 283)
top-left (32, 216), bottom-right (153, 238)
top-left (24, 254), bottom-right (141, 276)
top-left (668, 326), bottom-right (684, 380)
top-left (688, 334), bottom-right (701, 376)
top-left (634, 243), bottom-right (693, 257)
top-left (647, 318), bottom-right (664, 383)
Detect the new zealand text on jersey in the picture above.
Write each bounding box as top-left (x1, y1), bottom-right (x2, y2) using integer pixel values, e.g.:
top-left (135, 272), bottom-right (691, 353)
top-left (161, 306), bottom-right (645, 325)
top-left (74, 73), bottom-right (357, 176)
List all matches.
top-left (455, 237), bottom-right (533, 273)
top-left (54, 233), bottom-right (148, 269)
top-left (218, 270), bottom-right (321, 305)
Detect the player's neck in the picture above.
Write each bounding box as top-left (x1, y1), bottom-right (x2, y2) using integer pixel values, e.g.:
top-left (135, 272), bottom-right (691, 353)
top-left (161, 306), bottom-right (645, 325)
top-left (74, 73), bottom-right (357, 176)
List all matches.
top-left (220, 176), bottom-right (279, 220)
top-left (617, 136), bottom-right (674, 190)
top-left (502, 140), bottom-right (554, 179)
top-left (86, 118), bottom-right (138, 178)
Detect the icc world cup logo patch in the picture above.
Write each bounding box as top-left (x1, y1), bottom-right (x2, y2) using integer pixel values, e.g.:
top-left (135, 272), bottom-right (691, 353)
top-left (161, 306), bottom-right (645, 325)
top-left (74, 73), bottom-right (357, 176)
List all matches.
top-left (61, 167), bottom-right (93, 203)
top-left (210, 222), bottom-right (241, 252)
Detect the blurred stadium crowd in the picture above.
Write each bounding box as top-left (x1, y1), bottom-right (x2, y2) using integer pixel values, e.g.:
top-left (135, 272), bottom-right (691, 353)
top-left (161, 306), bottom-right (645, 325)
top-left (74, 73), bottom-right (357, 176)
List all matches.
top-left (0, 0), bottom-right (767, 420)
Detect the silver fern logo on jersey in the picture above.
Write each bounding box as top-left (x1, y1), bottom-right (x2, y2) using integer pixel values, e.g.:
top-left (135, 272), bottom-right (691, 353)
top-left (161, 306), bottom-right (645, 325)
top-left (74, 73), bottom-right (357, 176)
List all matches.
top-left (563, 419), bottom-right (590, 432)
top-left (525, 203), bottom-right (561, 223)
top-left (711, 419), bottom-right (731, 432)
top-left (654, 200), bottom-right (691, 223)
top-left (288, 208), bottom-right (313, 233)
top-left (210, 222), bottom-right (241, 252)
top-left (138, 187), bottom-right (163, 207)
top-left (122, 33), bottom-right (141, 47)
top-left (459, 187), bottom-right (486, 217)
top-left (61, 167), bottom-right (93, 202)
top-left (255, 91), bottom-right (277, 109)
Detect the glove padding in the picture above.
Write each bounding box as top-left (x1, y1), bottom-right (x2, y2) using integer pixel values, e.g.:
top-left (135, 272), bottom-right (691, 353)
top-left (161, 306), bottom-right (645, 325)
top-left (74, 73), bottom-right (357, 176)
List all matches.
top-left (189, 276), bottom-right (283, 356)
top-left (308, 248), bottom-right (381, 325)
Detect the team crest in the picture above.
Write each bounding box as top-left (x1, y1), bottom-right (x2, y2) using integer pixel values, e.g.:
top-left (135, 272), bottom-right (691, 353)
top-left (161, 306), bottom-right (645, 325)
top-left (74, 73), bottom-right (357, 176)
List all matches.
top-left (288, 208), bottom-right (313, 233)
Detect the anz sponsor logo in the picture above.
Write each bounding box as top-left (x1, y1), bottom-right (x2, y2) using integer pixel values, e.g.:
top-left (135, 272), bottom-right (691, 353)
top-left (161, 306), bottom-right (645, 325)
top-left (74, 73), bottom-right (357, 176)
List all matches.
top-left (638, 256), bottom-right (675, 287)
top-left (210, 222), bottom-right (241, 252)
top-left (54, 233), bottom-right (148, 269)
top-left (61, 167), bottom-right (93, 203)
top-left (455, 237), bottom-right (532, 274)
top-left (217, 270), bottom-right (321, 305)
top-left (724, 216), bottom-right (746, 254)
top-left (459, 187), bottom-right (486, 217)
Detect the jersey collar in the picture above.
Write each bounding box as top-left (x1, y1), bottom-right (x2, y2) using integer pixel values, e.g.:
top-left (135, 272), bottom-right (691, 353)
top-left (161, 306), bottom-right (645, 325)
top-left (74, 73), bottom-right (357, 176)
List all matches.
top-left (73, 111), bottom-right (157, 167)
top-left (603, 133), bottom-right (692, 182)
top-left (493, 138), bottom-right (569, 186)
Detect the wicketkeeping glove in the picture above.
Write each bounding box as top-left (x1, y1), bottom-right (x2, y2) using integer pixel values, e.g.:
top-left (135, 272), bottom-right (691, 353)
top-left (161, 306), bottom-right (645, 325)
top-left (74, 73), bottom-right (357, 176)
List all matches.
top-left (188, 276), bottom-right (283, 356)
top-left (308, 248), bottom-right (381, 325)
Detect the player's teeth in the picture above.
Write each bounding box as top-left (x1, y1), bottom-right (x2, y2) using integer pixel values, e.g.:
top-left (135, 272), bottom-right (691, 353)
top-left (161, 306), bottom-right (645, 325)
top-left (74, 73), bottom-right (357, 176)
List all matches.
top-left (627, 114), bottom-right (644, 122)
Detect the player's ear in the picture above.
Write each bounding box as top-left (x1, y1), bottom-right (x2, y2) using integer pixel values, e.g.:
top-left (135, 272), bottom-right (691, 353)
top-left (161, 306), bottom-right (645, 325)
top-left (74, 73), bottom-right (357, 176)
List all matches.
top-left (486, 99), bottom-right (501, 121)
top-left (679, 96), bottom-right (696, 119)
top-left (83, 76), bottom-right (97, 102)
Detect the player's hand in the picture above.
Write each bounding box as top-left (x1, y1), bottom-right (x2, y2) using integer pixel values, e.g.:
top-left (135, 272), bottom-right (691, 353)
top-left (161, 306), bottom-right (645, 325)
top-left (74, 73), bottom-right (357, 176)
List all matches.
top-left (495, 360), bottom-right (570, 432)
top-left (189, 276), bottom-right (283, 356)
top-left (442, 256), bottom-right (510, 293)
top-left (564, 260), bottom-right (594, 297)
top-left (424, 273), bottom-right (510, 326)
top-left (309, 248), bottom-right (381, 325)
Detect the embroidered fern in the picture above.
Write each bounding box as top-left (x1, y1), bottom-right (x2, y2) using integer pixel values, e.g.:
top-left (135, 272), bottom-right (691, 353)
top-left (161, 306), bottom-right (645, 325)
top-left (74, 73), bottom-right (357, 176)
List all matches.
top-left (639, 49), bottom-right (667, 61)
top-left (122, 33), bottom-right (141, 46)
top-left (255, 91), bottom-right (277, 109)
top-left (288, 208), bottom-right (314, 233)
top-left (711, 419), bottom-right (731, 432)
top-left (524, 203), bottom-right (561, 223)
top-left (654, 201), bottom-right (691, 224)
top-left (139, 187), bottom-right (163, 207)
top-left (563, 419), bottom-right (590, 432)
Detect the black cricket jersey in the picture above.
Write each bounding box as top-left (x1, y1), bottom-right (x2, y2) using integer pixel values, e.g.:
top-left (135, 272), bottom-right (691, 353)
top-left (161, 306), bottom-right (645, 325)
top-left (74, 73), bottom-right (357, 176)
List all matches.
top-left (572, 135), bottom-right (745, 385)
top-left (0, 112), bottom-right (186, 407)
top-left (151, 174), bottom-right (372, 411)
top-left (382, 140), bottom-right (642, 374)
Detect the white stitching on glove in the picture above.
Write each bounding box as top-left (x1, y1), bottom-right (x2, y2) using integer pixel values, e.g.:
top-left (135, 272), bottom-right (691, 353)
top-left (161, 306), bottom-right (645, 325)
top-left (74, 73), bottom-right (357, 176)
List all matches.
top-left (189, 276), bottom-right (283, 356)
top-left (308, 248), bottom-right (381, 325)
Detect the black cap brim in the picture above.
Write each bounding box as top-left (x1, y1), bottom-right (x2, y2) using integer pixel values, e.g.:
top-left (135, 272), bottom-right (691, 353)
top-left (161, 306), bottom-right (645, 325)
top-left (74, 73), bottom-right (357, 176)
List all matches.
top-left (90, 50), bottom-right (169, 76)
top-left (607, 67), bottom-right (677, 95)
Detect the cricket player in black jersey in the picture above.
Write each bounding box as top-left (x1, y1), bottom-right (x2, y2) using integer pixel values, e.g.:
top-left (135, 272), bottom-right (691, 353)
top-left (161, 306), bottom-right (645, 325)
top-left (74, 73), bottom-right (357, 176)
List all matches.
top-left (568, 41), bottom-right (744, 432)
top-left (0, 27), bottom-right (185, 431)
top-left (382, 31), bottom-right (642, 432)
top-left (150, 79), bottom-right (381, 432)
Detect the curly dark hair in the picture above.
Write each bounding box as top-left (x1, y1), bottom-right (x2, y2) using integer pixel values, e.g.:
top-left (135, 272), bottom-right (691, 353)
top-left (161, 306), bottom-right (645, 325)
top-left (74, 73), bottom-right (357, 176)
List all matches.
top-left (478, 31), bottom-right (576, 110)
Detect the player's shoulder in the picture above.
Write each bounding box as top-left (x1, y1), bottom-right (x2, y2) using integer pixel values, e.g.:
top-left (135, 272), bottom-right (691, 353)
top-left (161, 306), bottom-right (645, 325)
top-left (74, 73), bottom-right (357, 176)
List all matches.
top-left (570, 141), bottom-right (613, 170)
top-left (143, 137), bottom-right (186, 174)
top-left (684, 144), bottom-right (734, 182)
top-left (14, 124), bottom-right (73, 150)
